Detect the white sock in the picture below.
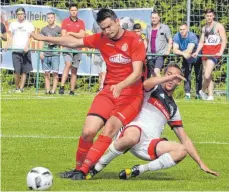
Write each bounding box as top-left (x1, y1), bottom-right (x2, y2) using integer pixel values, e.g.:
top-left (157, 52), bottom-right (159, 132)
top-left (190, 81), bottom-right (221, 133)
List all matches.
top-left (138, 153), bottom-right (176, 174)
top-left (95, 142), bottom-right (123, 172)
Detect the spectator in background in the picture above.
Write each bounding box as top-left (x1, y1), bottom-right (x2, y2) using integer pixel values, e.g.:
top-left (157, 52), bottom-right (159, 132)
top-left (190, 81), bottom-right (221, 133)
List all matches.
top-left (146, 11), bottom-right (172, 77)
top-left (192, 8), bottom-right (227, 101)
top-left (59, 3), bottom-right (86, 95)
top-left (173, 23), bottom-right (202, 100)
top-left (39, 12), bottom-right (61, 94)
top-left (92, 22), bottom-right (106, 91)
top-left (133, 23), bottom-right (147, 49)
top-left (0, 22), bottom-right (7, 63)
top-left (5, 7), bottom-right (34, 93)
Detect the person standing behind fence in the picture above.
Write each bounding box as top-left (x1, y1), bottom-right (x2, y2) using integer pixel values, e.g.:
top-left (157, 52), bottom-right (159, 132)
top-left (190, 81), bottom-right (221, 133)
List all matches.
top-left (146, 11), bottom-right (172, 77)
top-left (133, 23), bottom-right (147, 49)
top-left (92, 22), bottom-right (106, 91)
top-left (173, 23), bottom-right (202, 100)
top-left (0, 22), bottom-right (7, 63)
top-left (192, 8), bottom-right (227, 101)
top-left (59, 3), bottom-right (86, 95)
top-left (5, 7), bottom-right (34, 93)
top-left (39, 12), bottom-right (61, 94)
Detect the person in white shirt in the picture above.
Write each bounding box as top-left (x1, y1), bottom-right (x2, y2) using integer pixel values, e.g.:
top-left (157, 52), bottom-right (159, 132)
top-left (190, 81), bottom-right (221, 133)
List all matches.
top-left (5, 7), bottom-right (35, 93)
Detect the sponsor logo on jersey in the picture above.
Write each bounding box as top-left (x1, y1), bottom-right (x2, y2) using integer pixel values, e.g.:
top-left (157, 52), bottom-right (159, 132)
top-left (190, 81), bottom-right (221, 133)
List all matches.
top-left (205, 35), bottom-right (221, 45)
top-left (121, 43), bottom-right (128, 51)
top-left (148, 97), bottom-right (170, 120)
top-left (109, 54), bottom-right (131, 64)
top-left (159, 93), bottom-right (165, 99)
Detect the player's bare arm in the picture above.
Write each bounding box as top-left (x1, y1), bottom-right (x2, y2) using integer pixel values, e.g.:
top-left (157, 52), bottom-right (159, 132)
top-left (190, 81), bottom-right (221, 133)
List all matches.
top-left (192, 31), bottom-right (205, 58)
top-left (217, 23), bottom-right (227, 56)
top-left (67, 29), bottom-right (86, 39)
top-left (173, 127), bottom-right (219, 176)
top-left (31, 33), bottom-right (84, 49)
top-left (110, 60), bottom-right (143, 98)
top-left (144, 74), bottom-right (186, 91)
top-left (165, 38), bottom-right (173, 55)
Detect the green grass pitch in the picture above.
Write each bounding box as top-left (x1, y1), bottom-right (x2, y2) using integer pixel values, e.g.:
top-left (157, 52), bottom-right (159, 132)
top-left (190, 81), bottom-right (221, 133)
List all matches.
top-left (1, 93), bottom-right (229, 191)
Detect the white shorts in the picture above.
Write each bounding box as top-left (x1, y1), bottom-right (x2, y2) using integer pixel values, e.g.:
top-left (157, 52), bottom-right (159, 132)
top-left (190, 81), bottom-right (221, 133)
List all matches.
top-left (93, 54), bottom-right (106, 73)
top-left (117, 123), bottom-right (167, 161)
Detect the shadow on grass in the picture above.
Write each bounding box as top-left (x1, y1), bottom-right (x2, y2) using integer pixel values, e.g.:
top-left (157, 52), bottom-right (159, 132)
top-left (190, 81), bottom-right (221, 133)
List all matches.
top-left (92, 171), bottom-right (180, 181)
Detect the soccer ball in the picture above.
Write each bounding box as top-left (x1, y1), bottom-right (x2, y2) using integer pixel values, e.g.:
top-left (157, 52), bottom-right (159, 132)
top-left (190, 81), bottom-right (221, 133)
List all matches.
top-left (26, 167), bottom-right (53, 191)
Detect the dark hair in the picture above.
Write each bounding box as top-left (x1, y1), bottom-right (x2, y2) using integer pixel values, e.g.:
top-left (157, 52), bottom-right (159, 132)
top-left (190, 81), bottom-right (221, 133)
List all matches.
top-left (180, 23), bottom-right (188, 27)
top-left (96, 8), bottom-right (117, 23)
top-left (69, 3), bottom-right (78, 10)
top-left (133, 23), bottom-right (142, 30)
top-left (151, 10), bottom-right (160, 16)
top-left (47, 12), bottom-right (55, 16)
top-left (205, 8), bottom-right (215, 14)
top-left (15, 7), bottom-right (25, 14)
top-left (164, 63), bottom-right (183, 76)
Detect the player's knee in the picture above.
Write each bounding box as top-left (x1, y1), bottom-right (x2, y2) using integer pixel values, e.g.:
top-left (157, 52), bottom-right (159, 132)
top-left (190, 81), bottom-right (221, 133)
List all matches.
top-left (127, 136), bottom-right (139, 146)
top-left (204, 73), bottom-right (211, 80)
top-left (81, 129), bottom-right (97, 141)
top-left (178, 144), bottom-right (187, 159)
top-left (102, 124), bottom-right (119, 138)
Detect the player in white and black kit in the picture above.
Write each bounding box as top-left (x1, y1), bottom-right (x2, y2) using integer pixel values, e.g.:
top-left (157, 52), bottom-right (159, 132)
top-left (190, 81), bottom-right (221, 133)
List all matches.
top-left (86, 63), bottom-right (219, 180)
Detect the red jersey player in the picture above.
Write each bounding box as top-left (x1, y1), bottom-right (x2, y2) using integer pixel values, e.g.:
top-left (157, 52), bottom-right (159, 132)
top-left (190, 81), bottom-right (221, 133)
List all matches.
top-left (31, 8), bottom-right (146, 180)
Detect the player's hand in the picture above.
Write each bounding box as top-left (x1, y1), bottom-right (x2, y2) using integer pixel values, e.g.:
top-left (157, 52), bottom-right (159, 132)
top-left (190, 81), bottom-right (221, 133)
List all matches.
top-left (110, 84), bottom-right (123, 98)
top-left (169, 74), bottom-right (186, 82)
top-left (40, 52), bottom-right (44, 60)
top-left (164, 50), bottom-right (170, 56)
top-left (24, 47), bottom-right (29, 53)
top-left (192, 52), bottom-right (198, 58)
top-left (31, 33), bottom-right (44, 41)
top-left (183, 52), bottom-right (191, 59)
top-left (67, 32), bottom-right (73, 36)
top-left (200, 164), bottom-right (220, 176)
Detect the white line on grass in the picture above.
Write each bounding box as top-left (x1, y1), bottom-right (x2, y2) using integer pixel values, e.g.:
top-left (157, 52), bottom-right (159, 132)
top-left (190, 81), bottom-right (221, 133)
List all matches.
top-left (1, 134), bottom-right (229, 145)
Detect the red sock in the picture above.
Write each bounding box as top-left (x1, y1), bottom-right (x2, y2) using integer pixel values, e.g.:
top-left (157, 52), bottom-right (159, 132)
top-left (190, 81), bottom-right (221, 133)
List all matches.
top-left (80, 135), bottom-right (112, 174)
top-left (75, 136), bottom-right (93, 170)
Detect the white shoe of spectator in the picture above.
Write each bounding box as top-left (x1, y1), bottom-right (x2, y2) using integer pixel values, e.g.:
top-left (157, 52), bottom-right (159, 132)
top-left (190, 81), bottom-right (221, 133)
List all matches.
top-left (199, 90), bottom-right (208, 100)
top-left (206, 96), bottom-right (214, 101)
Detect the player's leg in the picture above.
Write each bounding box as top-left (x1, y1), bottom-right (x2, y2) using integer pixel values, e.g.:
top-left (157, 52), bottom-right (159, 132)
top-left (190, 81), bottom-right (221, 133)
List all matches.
top-left (59, 52), bottom-right (72, 94)
top-left (70, 53), bottom-right (81, 95)
top-left (86, 126), bottom-right (141, 179)
top-left (51, 56), bottom-right (60, 94)
top-left (44, 71), bottom-right (51, 94)
top-left (182, 59), bottom-right (191, 99)
top-left (12, 52), bottom-right (21, 91)
top-left (201, 58), bottom-right (215, 100)
top-left (194, 57), bottom-right (203, 99)
top-left (119, 140), bottom-right (187, 179)
top-left (78, 95), bottom-right (143, 178)
top-left (153, 56), bottom-right (164, 77)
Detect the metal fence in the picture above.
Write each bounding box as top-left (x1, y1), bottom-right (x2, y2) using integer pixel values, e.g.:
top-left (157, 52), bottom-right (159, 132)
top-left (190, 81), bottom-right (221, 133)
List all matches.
top-left (1, 0), bottom-right (229, 99)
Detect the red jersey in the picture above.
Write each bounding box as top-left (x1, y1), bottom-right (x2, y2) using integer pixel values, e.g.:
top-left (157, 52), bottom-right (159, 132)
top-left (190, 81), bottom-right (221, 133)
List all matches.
top-left (83, 31), bottom-right (146, 95)
top-left (61, 17), bottom-right (85, 33)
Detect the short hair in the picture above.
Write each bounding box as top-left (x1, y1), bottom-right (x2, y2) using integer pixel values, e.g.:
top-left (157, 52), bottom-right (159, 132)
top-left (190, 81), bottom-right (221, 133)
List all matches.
top-left (96, 8), bottom-right (117, 23)
top-left (69, 3), bottom-right (78, 10)
top-left (205, 8), bottom-right (215, 14)
top-left (151, 10), bottom-right (160, 16)
top-left (133, 23), bottom-right (142, 30)
top-left (15, 7), bottom-right (25, 14)
top-left (164, 63), bottom-right (183, 76)
top-left (47, 12), bottom-right (55, 16)
top-left (180, 23), bottom-right (188, 27)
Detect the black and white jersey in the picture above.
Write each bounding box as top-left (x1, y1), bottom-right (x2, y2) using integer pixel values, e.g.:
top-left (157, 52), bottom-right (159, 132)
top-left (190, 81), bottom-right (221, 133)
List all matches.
top-left (128, 85), bottom-right (183, 138)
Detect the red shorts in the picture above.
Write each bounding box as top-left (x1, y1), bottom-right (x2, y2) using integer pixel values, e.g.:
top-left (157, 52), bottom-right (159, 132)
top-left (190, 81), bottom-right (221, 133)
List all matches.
top-left (87, 86), bottom-right (143, 125)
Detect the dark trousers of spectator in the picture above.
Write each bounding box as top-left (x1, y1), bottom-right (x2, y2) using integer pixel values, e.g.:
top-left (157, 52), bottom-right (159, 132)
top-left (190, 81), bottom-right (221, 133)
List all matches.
top-left (146, 56), bottom-right (164, 78)
top-left (182, 57), bottom-right (202, 96)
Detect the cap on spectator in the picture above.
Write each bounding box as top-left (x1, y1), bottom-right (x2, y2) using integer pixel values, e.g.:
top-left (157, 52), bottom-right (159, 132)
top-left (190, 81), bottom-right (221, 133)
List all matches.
top-left (133, 23), bottom-right (142, 30)
top-left (16, 7), bottom-right (25, 14)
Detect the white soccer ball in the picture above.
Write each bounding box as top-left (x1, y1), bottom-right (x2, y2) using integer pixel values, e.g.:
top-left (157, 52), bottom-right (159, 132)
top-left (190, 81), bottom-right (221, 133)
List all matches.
top-left (26, 167), bottom-right (53, 191)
